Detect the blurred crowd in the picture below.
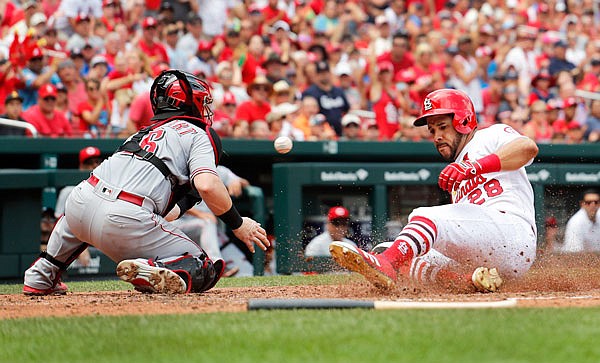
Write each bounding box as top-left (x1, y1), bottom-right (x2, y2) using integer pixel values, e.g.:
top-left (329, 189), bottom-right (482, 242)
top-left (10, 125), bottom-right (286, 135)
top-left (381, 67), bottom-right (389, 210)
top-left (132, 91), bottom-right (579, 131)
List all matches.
top-left (0, 0), bottom-right (599, 143)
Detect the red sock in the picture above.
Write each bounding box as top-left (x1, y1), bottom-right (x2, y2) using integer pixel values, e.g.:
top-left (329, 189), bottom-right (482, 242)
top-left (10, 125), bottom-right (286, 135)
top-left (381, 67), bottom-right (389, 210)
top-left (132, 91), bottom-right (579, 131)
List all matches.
top-left (381, 240), bottom-right (415, 270)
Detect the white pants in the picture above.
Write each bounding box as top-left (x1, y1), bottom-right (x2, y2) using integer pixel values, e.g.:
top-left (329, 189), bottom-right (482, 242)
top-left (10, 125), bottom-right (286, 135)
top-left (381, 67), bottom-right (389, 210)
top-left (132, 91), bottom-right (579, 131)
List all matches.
top-left (407, 204), bottom-right (537, 280)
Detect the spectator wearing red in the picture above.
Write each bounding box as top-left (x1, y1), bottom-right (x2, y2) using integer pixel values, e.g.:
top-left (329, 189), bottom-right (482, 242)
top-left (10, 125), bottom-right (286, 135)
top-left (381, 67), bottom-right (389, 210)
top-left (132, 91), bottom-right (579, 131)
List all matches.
top-left (22, 84), bottom-right (72, 137)
top-left (76, 79), bottom-right (111, 138)
top-left (0, 59), bottom-right (25, 115)
top-left (241, 35), bottom-right (267, 85)
top-left (187, 40), bottom-right (216, 79)
top-left (368, 61), bottom-right (402, 140)
top-left (236, 75), bottom-right (272, 124)
top-left (523, 100), bottom-right (553, 144)
top-left (261, 0), bottom-right (290, 29)
top-left (408, 43), bottom-right (444, 107)
top-left (20, 47), bottom-right (61, 111)
top-left (137, 17), bottom-right (170, 66)
top-left (212, 91), bottom-right (236, 137)
top-left (528, 69), bottom-right (556, 105)
top-left (100, 0), bottom-right (124, 32)
top-left (125, 91), bottom-right (153, 135)
top-left (481, 74), bottom-right (506, 126)
top-left (377, 32), bottom-right (414, 76)
top-left (55, 59), bottom-right (87, 124)
top-left (579, 57), bottom-right (600, 92)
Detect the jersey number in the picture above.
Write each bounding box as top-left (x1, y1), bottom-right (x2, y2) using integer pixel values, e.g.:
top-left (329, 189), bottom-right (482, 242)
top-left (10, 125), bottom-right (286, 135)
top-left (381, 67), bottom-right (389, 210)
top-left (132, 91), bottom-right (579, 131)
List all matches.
top-left (467, 179), bottom-right (504, 205)
top-left (139, 129), bottom-right (165, 153)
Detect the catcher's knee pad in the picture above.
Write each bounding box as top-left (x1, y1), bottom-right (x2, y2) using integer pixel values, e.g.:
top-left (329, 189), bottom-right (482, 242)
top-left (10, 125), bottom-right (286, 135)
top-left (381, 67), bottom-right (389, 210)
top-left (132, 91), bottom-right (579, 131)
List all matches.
top-left (155, 254), bottom-right (225, 293)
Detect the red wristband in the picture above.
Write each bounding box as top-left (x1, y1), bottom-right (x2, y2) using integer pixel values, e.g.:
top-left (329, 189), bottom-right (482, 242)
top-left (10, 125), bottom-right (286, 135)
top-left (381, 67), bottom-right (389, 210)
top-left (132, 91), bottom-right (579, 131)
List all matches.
top-left (473, 154), bottom-right (501, 174)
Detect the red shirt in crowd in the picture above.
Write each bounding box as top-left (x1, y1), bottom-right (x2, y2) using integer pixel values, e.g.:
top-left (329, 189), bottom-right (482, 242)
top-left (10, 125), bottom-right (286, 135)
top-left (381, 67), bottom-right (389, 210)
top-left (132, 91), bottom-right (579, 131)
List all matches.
top-left (235, 100), bottom-right (271, 124)
top-left (76, 101), bottom-right (111, 135)
top-left (241, 53), bottom-right (265, 85)
top-left (377, 52), bottom-right (414, 76)
top-left (22, 106), bottom-right (72, 137)
top-left (128, 91), bottom-right (154, 130)
top-left (138, 39), bottom-right (169, 66)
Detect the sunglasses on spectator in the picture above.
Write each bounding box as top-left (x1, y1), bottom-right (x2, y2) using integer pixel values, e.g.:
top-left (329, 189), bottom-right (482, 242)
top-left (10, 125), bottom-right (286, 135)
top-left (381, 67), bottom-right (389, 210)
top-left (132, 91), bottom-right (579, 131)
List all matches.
top-left (583, 200), bottom-right (600, 205)
top-left (253, 85), bottom-right (269, 91)
top-left (87, 86), bottom-right (99, 91)
top-left (43, 97), bottom-right (57, 101)
top-left (224, 103), bottom-right (236, 107)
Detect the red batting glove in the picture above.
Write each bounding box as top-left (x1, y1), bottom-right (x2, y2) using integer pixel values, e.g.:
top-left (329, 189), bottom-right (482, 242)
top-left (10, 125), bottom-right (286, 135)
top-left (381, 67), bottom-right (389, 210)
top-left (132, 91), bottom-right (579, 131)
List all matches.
top-left (438, 154), bottom-right (502, 192)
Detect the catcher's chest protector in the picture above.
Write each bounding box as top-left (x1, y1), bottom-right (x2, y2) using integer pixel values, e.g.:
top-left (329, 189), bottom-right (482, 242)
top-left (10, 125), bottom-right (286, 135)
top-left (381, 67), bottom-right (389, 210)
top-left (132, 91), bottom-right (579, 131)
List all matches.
top-left (155, 254), bottom-right (223, 293)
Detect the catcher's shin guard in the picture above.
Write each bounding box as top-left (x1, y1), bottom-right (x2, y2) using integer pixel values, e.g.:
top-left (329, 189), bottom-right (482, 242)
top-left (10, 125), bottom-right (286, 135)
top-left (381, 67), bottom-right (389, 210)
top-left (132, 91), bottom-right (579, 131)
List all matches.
top-left (155, 253), bottom-right (225, 293)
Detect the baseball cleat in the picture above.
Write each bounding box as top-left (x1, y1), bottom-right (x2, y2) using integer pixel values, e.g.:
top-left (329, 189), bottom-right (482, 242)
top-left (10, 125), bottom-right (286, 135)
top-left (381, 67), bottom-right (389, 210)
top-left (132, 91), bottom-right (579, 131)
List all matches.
top-left (371, 241), bottom-right (393, 254)
top-left (23, 281), bottom-right (69, 296)
top-left (116, 259), bottom-right (187, 294)
top-left (329, 241), bottom-right (397, 290)
top-left (472, 267), bottom-right (503, 292)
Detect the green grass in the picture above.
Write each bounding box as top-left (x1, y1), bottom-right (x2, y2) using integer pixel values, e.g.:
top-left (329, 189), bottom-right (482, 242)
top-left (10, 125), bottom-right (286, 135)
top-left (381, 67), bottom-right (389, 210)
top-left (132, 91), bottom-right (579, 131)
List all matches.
top-left (2, 276), bottom-right (600, 363)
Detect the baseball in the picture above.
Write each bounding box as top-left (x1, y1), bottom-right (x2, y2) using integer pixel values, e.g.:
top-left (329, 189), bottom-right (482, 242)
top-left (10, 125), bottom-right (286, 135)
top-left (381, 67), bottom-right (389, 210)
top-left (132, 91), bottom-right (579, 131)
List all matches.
top-left (274, 136), bottom-right (293, 154)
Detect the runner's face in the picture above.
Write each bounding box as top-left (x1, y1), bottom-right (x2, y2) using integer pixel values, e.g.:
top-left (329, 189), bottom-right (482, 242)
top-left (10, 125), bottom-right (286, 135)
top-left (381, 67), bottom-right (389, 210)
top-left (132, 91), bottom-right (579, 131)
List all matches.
top-left (427, 115), bottom-right (463, 161)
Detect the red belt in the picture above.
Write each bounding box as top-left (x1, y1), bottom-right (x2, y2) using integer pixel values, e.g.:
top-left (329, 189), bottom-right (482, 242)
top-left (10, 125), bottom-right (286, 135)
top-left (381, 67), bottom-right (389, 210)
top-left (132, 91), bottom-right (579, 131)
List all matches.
top-left (87, 175), bottom-right (145, 207)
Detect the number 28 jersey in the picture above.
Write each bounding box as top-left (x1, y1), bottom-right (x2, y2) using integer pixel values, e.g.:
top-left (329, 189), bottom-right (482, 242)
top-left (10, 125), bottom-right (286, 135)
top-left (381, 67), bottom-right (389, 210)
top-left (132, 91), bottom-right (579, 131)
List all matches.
top-left (451, 124), bottom-right (536, 231)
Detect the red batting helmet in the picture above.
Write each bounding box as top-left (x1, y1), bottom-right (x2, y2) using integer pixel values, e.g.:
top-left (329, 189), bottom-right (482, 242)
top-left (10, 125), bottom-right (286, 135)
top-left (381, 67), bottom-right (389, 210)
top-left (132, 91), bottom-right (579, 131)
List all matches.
top-left (150, 69), bottom-right (213, 124)
top-left (413, 89), bottom-right (477, 134)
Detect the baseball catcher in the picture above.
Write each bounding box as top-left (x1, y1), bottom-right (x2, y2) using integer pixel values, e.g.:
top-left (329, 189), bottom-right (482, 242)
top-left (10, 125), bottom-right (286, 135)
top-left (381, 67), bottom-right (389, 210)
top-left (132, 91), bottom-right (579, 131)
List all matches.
top-left (23, 70), bottom-right (270, 295)
top-left (330, 89), bottom-right (539, 292)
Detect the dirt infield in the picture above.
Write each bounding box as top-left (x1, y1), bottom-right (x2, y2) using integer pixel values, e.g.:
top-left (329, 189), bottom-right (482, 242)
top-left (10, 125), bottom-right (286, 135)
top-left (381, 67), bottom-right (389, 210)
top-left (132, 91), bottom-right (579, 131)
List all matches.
top-left (3, 253), bottom-right (600, 319)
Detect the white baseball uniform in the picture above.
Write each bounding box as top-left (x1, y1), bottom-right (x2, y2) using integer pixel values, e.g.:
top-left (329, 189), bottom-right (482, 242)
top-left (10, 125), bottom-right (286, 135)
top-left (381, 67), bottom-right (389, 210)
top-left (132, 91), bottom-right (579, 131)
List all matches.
top-left (408, 124), bottom-right (537, 281)
top-left (24, 117), bottom-right (220, 290)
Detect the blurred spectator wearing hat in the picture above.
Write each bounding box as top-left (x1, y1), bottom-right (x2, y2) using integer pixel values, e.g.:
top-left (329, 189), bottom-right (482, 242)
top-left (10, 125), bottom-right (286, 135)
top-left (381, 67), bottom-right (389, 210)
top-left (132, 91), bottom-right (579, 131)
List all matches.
top-left (333, 62), bottom-right (361, 111)
top-left (302, 60), bottom-right (350, 136)
top-left (528, 68), bottom-right (556, 105)
top-left (22, 84), bottom-right (72, 137)
top-left (312, 0), bottom-right (343, 39)
top-left (376, 32), bottom-right (414, 76)
top-left (549, 40), bottom-right (576, 77)
top-left (212, 91), bottom-right (237, 137)
top-left (187, 39), bottom-right (216, 78)
top-left (20, 47), bottom-right (61, 111)
top-left (305, 113), bottom-right (337, 141)
top-left (362, 118), bottom-right (380, 142)
top-left (578, 57), bottom-right (600, 92)
top-left (367, 59), bottom-right (401, 140)
top-left (76, 78), bottom-right (110, 138)
top-left (373, 15), bottom-right (392, 57)
top-left (236, 75), bottom-right (272, 124)
top-left (54, 83), bottom-right (70, 117)
top-left (176, 14), bottom-right (207, 67)
top-left (54, 0), bottom-right (102, 37)
top-left (89, 55), bottom-right (110, 80)
top-left (267, 102), bottom-right (304, 140)
top-left (503, 25), bottom-right (539, 99)
top-left (448, 35), bottom-right (484, 119)
top-left (56, 59), bottom-right (87, 118)
top-left (0, 91), bottom-right (27, 136)
top-left (138, 17), bottom-right (170, 67)
top-left (210, 61), bottom-right (248, 105)
top-left (305, 206), bottom-right (357, 257)
top-left (523, 100), bottom-right (554, 144)
top-left (339, 113), bottom-right (362, 141)
top-left (583, 99), bottom-right (600, 143)
top-left (99, 0), bottom-right (124, 32)
top-left (6, 1), bottom-right (41, 41)
top-left (0, 54), bottom-right (25, 116)
top-left (66, 13), bottom-right (104, 53)
top-left (262, 52), bottom-right (286, 85)
top-left (267, 20), bottom-right (293, 61)
top-left (161, 0), bottom-right (198, 23)
top-left (271, 79), bottom-right (293, 105)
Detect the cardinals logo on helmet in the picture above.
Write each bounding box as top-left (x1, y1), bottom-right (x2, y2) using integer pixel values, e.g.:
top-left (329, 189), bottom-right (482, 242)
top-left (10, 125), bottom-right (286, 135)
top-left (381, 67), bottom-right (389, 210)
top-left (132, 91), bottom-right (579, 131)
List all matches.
top-left (423, 98), bottom-right (433, 111)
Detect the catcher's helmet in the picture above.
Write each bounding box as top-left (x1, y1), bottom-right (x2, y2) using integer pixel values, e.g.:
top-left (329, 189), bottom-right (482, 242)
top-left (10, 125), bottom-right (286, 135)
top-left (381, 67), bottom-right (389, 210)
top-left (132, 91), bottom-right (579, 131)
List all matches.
top-left (150, 69), bottom-right (213, 124)
top-left (413, 89), bottom-right (477, 134)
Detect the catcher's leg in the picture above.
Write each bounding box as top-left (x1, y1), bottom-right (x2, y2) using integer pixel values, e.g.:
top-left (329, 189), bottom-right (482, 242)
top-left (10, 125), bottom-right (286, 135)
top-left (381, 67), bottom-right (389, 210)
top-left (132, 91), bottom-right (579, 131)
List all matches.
top-left (117, 253), bottom-right (225, 293)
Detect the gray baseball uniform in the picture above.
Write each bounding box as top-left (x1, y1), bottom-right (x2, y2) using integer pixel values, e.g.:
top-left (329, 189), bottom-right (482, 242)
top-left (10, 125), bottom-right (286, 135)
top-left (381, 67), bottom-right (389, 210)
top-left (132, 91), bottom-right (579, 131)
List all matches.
top-left (24, 118), bottom-right (220, 290)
